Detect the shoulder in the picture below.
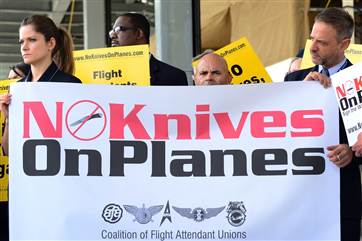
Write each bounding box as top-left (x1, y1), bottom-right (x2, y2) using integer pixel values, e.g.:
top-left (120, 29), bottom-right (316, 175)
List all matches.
top-left (151, 56), bottom-right (185, 74)
top-left (53, 71), bottom-right (82, 83)
top-left (150, 56), bottom-right (187, 85)
top-left (284, 67), bottom-right (315, 82)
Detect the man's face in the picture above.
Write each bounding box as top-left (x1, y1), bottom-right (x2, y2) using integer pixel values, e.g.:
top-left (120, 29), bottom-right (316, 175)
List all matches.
top-left (309, 21), bottom-right (349, 68)
top-left (194, 54), bottom-right (232, 85)
top-left (109, 16), bottom-right (139, 47)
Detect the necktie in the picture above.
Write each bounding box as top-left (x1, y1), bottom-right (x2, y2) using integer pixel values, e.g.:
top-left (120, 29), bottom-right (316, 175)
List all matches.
top-left (321, 67), bottom-right (330, 77)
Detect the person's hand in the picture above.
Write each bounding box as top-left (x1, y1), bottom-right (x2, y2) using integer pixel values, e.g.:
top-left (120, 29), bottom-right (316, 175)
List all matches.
top-left (327, 144), bottom-right (353, 167)
top-left (0, 93), bottom-right (12, 119)
top-left (352, 132), bottom-right (362, 157)
top-left (303, 71), bottom-right (331, 88)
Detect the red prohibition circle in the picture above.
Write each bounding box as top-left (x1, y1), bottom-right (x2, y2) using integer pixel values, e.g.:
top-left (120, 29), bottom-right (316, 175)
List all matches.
top-left (65, 100), bottom-right (107, 141)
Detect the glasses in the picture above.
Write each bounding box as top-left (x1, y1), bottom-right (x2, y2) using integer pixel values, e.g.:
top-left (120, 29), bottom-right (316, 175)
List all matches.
top-left (109, 26), bottom-right (136, 37)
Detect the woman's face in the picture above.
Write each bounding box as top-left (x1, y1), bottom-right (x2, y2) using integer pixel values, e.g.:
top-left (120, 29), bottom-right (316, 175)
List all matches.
top-left (19, 25), bottom-right (54, 66)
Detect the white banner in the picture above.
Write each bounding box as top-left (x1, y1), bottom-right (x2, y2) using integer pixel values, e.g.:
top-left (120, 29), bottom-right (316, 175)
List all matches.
top-left (331, 62), bottom-right (362, 145)
top-left (9, 82), bottom-right (339, 241)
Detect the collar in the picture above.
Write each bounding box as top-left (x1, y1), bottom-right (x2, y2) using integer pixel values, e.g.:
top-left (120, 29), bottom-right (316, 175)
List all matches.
top-left (318, 58), bottom-right (347, 76)
top-left (25, 61), bottom-right (59, 82)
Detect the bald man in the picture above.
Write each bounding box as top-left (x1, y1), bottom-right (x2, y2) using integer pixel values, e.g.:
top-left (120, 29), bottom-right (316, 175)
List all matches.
top-left (193, 53), bottom-right (232, 85)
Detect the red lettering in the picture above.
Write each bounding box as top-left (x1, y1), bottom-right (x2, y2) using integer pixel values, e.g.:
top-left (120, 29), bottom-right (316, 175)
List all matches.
top-left (154, 114), bottom-right (191, 139)
top-left (109, 104), bottom-right (150, 139)
top-left (214, 112), bottom-right (249, 138)
top-left (196, 105), bottom-right (210, 139)
top-left (291, 110), bottom-right (324, 137)
top-left (23, 102), bottom-right (63, 138)
top-left (335, 85), bottom-right (346, 99)
top-left (251, 111), bottom-right (286, 138)
top-left (354, 76), bottom-right (362, 91)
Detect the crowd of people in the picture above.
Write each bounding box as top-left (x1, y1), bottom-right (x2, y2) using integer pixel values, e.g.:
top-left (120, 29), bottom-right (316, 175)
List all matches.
top-left (0, 7), bottom-right (362, 241)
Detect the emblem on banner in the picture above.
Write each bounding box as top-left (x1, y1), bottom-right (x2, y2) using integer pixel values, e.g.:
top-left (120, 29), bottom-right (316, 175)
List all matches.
top-left (102, 203), bottom-right (123, 223)
top-left (172, 206), bottom-right (225, 222)
top-left (123, 204), bottom-right (163, 224)
top-left (160, 200), bottom-right (172, 226)
top-left (226, 201), bottom-right (246, 227)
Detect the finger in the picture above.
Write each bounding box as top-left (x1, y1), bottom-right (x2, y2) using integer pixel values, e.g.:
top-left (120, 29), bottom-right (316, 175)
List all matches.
top-left (327, 145), bottom-right (338, 151)
top-left (326, 145), bottom-right (338, 158)
top-left (330, 154), bottom-right (350, 168)
top-left (321, 78), bottom-right (331, 88)
top-left (304, 72), bottom-right (319, 81)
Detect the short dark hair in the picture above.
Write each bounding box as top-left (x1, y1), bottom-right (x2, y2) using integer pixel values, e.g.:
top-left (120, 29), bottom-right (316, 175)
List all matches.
top-left (315, 7), bottom-right (354, 41)
top-left (120, 13), bottom-right (150, 44)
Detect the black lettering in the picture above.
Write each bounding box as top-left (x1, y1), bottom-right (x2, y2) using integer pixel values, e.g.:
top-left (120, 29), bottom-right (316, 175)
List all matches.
top-left (109, 140), bottom-right (147, 176)
top-left (210, 150), bottom-right (247, 176)
top-left (151, 141), bottom-right (166, 176)
top-left (252, 149), bottom-right (287, 175)
top-left (64, 149), bottom-right (102, 176)
top-left (170, 150), bottom-right (206, 176)
top-left (340, 97), bottom-right (349, 111)
top-left (231, 64), bottom-right (243, 76)
top-left (23, 139), bottom-right (60, 176)
top-left (292, 148), bottom-right (325, 175)
top-left (0, 164), bottom-right (7, 178)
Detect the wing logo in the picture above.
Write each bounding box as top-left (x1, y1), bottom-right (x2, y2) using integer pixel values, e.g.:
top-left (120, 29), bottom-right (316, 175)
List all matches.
top-left (123, 204), bottom-right (164, 224)
top-left (172, 206), bottom-right (225, 222)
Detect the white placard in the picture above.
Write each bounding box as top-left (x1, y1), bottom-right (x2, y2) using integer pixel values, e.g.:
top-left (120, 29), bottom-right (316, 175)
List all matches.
top-left (9, 82), bottom-right (339, 241)
top-left (331, 62), bottom-right (362, 145)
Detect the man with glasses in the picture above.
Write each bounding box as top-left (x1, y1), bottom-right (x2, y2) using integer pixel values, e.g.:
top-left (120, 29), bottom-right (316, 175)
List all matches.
top-left (285, 7), bottom-right (361, 241)
top-left (109, 13), bottom-right (188, 86)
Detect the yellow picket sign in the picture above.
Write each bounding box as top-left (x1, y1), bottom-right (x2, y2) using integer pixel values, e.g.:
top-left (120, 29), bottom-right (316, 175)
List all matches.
top-left (74, 45), bottom-right (150, 85)
top-left (301, 39), bottom-right (362, 69)
top-left (193, 37), bottom-right (272, 85)
top-left (0, 79), bottom-right (17, 202)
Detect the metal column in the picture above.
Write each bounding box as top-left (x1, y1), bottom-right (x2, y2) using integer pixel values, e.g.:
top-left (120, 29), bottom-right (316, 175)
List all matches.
top-left (83, 0), bottom-right (106, 49)
top-left (155, 0), bottom-right (194, 84)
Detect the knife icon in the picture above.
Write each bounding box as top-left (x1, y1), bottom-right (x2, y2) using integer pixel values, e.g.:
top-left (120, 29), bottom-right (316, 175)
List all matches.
top-left (71, 113), bottom-right (103, 127)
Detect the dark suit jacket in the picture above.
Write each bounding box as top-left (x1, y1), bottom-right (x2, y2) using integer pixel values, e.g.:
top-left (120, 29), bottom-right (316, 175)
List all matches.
top-left (285, 59), bottom-right (361, 219)
top-left (150, 55), bottom-right (188, 86)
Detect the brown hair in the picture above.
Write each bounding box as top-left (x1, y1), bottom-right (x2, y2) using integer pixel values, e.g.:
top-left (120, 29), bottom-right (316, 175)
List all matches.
top-left (20, 15), bottom-right (75, 74)
top-left (315, 7), bottom-right (354, 41)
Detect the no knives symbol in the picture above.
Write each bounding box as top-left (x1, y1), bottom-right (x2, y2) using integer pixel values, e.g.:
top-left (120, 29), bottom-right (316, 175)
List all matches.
top-left (65, 100), bottom-right (107, 141)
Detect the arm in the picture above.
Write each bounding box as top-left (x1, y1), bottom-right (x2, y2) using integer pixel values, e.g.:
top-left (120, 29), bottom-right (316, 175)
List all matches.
top-left (0, 93), bottom-right (11, 156)
top-left (2, 119), bottom-right (8, 155)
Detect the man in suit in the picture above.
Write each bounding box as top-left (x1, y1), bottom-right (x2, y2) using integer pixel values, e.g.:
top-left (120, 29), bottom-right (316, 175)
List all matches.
top-left (285, 7), bottom-right (361, 241)
top-left (193, 53), bottom-right (232, 85)
top-left (109, 13), bottom-right (188, 86)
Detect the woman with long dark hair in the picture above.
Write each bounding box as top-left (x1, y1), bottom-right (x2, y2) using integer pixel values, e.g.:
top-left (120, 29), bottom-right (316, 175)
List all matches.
top-left (0, 15), bottom-right (82, 155)
top-left (0, 14), bottom-right (82, 241)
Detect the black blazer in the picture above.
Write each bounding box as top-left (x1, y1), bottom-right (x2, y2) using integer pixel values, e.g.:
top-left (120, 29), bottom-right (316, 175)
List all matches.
top-left (285, 59), bottom-right (361, 219)
top-left (149, 55), bottom-right (188, 86)
top-left (19, 61), bottom-right (82, 83)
